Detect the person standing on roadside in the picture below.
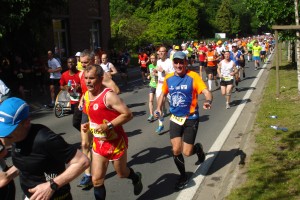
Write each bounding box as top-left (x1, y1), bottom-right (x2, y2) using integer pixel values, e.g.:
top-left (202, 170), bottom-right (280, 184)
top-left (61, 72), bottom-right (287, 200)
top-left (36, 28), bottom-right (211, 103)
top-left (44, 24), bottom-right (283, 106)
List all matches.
top-left (47, 50), bottom-right (62, 107)
top-left (218, 51), bottom-right (238, 109)
top-left (0, 97), bottom-right (90, 200)
top-left (155, 51), bottom-right (212, 190)
top-left (83, 65), bottom-right (143, 199)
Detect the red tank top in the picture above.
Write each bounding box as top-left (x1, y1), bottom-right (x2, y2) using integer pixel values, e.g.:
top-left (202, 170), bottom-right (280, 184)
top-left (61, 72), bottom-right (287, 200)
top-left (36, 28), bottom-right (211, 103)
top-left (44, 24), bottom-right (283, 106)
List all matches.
top-left (84, 88), bottom-right (127, 141)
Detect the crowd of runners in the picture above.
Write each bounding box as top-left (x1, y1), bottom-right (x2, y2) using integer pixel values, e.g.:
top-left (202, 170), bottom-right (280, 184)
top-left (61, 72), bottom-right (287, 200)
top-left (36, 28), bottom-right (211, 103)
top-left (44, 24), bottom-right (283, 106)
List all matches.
top-left (0, 35), bottom-right (274, 199)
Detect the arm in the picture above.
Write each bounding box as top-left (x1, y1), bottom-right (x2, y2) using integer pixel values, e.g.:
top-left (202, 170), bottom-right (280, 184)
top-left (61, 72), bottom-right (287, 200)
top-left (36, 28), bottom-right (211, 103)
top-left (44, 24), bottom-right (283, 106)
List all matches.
top-left (202, 89), bottom-right (213, 110)
top-left (28, 150), bottom-right (89, 200)
top-left (102, 73), bottom-right (120, 94)
top-left (109, 63), bottom-right (118, 76)
top-left (0, 166), bottom-right (19, 188)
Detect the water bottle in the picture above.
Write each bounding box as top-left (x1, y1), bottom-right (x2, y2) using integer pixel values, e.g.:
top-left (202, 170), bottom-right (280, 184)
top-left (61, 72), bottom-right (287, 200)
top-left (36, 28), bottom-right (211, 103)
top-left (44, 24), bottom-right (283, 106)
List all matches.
top-left (280, 127), bottom-right (288, 132)
top-left (270, 125), bottom-right (279, 130)
top-left (67, 80), bottom-right (72, 87)
top-left (270, 125), bottom-right (288, 132)
top-left (269, 115), bottom-right (278, 119)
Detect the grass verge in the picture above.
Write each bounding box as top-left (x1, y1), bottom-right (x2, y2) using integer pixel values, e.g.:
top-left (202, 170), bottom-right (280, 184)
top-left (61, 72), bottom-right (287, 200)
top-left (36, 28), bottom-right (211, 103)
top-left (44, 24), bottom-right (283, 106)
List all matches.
top-left (226, 58), bottom-right (300, 200)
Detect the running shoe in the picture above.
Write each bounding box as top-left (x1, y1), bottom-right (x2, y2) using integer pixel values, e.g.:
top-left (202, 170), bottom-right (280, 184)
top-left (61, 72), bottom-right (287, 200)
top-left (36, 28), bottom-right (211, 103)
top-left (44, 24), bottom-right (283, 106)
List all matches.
top-left (77, 174), bottom-right (93, 189)
top-left (133, 172), bottom-right (143, 195)
top-left (155, 125), bottom-right (164, 134)
top-left (255, 67), bottom-right (258, 71)
top-left (175, 175), bottom-right (189, 190)
top-left (194, 143), bottom-right (206, 165)
top-left (243, 72), bottom-right (246, 78)
top-left (147, 115), bottom-right (154, 122)
top-left (235, 87), bottom-right (239, 92)
top-left (226, 102), bottom-right (230, 109)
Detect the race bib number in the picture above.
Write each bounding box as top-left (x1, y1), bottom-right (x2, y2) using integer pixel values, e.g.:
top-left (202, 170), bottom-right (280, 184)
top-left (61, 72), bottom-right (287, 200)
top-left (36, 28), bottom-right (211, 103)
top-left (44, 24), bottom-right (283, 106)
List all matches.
top-left (170, 114), bottom-right (186, 125)
top-left (207, 56), bottom-right (214, 61)
top-left (222, 76), bottom-right (232, 81)
top-left (90, 122), bottom-right (107, 138)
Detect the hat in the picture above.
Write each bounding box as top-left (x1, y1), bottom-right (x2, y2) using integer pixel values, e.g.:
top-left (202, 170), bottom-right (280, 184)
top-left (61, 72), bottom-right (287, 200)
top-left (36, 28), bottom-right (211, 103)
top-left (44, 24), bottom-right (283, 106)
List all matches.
top-left (0, 97), bottom-right (29, 137)
top-left (75, 52), bottom-right (81, 57)
top-left (175, 46), bottom-right (180, 50)
top-left (232, 43), bottom-right (237, 47)
top-left (173, 51), bottom-right (186, 60)
top-left (217, 40), bottom-right (222, 45)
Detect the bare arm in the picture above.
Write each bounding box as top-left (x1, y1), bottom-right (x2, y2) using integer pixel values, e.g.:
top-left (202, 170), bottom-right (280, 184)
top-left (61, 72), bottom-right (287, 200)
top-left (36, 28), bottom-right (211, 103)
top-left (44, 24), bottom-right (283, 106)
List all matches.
top-left (28, 150), bottom-right (89, 200)
top-left (102, 73), bottom-right (120, 94)
top-left (202, 89), bottom-right (213, 110)
top-left (0, 166), bottom-right (19, 188)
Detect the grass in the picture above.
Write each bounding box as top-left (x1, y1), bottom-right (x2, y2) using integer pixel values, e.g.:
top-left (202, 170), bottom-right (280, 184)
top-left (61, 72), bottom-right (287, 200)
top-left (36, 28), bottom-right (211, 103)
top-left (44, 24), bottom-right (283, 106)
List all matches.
top-left (226, 54), bottom-right (300, 200)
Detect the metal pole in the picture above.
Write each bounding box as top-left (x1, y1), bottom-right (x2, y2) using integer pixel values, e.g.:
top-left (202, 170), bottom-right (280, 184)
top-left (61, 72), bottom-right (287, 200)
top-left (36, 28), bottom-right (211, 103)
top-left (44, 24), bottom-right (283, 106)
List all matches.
top-left (275, 30), bottom-right (280, 97)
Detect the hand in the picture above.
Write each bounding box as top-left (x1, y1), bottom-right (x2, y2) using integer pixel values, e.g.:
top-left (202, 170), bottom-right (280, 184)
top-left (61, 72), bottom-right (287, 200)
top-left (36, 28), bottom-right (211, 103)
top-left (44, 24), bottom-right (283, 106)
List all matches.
top-left (154, 110), bottom-right (162, 118)
top-left (28, 182), bottom-right (54, 200)
top-left (81, 123), bottom-right (89, 132)
top-left (203, 100), bottom-right (212, 110)
top-left (95, 124), bottom-right (109, 133)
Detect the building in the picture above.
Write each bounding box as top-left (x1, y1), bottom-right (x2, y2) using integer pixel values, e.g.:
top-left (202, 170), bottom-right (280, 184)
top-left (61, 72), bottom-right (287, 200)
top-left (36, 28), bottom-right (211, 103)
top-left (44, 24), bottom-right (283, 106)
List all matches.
top-left (48, 0), bottom-right (111, 58)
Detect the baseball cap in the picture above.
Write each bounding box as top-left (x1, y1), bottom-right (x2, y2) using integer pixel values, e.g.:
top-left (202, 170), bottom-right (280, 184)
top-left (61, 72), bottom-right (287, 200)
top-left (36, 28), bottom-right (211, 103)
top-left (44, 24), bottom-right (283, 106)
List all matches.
top-left (232, 43), bottom-right (237, 47)
top-left (75, 52), bottom-right (81, 57)
top-left (175, 46), bottom-right (180, 50)
top-left (173, 51), bottom-right (186, 60)
top-left (0, 97), bottom-right (29, 137)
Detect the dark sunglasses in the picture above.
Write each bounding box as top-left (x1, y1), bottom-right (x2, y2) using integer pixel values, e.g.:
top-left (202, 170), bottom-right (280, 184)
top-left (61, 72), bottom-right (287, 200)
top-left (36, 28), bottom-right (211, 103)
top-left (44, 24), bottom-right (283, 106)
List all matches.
top-left (173, 59), bottom-right (184, 64)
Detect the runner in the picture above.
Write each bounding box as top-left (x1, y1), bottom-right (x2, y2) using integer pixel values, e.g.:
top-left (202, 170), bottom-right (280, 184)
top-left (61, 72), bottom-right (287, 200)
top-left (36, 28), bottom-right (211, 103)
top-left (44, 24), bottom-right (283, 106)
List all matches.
top-left (147, 54), bottom-right (158, 122)
top-left (206, 44), bottom-right (219, 91)
top-left (155, 51), bottom-right (212, 190)
top-left (197, 41), bottom-right (208, 80)
top-left (218, 51), bottom-right (238, 109)
top-left (138, 51), bottom-right (149, 83)
top-left (252, 41), bottom-right (262, 70)
top-left (230, 43), bottom-right (244, 92)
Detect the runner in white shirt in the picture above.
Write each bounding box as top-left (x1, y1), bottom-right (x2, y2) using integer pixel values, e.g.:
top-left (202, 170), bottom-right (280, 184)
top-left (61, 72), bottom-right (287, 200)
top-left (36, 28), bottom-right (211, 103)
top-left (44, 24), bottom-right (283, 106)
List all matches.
top-left (155, 46), bottom-right (174, 134)
top-left (100, 53), bottom-right (118, 79)
top-left (217, 51), bottom-right (238, 109)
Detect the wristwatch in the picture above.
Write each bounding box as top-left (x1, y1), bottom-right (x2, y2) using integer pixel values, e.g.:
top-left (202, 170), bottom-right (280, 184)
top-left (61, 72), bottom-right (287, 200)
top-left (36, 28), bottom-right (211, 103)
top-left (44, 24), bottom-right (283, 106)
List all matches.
top-left (107, 122), bottom-right (114, 130)
top-left (50, 179), bottom-right (59, 191)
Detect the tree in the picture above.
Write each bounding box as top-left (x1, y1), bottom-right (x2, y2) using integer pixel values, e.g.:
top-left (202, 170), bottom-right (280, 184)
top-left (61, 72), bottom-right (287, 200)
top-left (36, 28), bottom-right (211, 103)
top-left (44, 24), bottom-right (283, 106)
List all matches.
top-left (214, 0), bottom-right (232, 34)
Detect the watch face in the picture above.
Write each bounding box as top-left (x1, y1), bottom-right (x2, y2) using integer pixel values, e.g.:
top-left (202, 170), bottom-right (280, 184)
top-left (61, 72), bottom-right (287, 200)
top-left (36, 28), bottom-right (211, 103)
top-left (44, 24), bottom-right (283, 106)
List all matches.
top-left (50, 179), bottom-right (58, 191)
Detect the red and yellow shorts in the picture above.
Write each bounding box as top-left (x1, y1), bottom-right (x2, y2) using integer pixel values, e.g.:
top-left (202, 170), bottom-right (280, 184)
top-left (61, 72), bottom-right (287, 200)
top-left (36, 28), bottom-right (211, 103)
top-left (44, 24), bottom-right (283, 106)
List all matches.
top-left (92, 134), bottom-right (128, 160)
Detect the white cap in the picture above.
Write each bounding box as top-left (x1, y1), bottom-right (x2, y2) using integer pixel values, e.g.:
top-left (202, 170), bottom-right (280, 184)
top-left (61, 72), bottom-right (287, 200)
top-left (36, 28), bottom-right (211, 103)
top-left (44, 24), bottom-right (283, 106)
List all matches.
top-left (75, 52), bottom-right (81, 57)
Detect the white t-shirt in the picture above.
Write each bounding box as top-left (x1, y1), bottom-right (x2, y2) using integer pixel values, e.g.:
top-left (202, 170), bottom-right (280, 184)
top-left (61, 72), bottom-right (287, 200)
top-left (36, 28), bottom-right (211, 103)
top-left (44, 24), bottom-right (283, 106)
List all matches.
top-left (156, 58), bottom-right (174, 85)
top-left (48, 58), bottom-right (61, 79)
top-left (220, 60), bottom-right (235, 80)
top-left (0, 79), bottom-right (10, 100)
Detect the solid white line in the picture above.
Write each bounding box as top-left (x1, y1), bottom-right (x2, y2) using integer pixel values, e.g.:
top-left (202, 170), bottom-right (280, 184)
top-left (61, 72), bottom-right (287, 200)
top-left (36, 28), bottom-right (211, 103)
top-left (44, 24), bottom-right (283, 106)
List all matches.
top-left (176, 54), bottom-right (272, 200)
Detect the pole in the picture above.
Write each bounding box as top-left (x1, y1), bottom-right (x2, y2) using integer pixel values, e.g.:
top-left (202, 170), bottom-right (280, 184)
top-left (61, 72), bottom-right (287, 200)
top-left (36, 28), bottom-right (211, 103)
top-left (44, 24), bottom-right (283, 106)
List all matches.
top-left (275, 30), bottom-right (280, 98)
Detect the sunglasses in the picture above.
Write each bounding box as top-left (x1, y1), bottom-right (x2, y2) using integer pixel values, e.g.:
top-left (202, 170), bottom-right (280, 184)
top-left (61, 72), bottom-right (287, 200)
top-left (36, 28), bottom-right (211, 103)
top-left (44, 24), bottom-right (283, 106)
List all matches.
top-left (173, 59), bottom-right (185, 65)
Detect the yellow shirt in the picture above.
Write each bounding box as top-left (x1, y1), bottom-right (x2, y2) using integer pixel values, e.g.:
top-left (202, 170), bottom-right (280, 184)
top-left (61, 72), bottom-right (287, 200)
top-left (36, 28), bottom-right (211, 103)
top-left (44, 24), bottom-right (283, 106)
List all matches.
top-left (77, 61), bottom-right (83, 71)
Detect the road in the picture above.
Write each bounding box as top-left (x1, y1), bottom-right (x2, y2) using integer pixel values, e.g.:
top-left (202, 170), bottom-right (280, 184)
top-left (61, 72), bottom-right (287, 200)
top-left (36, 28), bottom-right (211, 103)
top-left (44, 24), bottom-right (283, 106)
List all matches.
top-left (9, 55), bottom-right (272, 200)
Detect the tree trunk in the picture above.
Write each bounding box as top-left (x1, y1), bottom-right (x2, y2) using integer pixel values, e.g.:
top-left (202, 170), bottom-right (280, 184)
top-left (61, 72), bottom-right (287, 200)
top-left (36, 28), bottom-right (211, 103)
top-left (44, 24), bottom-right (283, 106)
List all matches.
top-left (288, 41), bottom-right (291, 62)
top-left (295, 0), bottom-right (300, 95)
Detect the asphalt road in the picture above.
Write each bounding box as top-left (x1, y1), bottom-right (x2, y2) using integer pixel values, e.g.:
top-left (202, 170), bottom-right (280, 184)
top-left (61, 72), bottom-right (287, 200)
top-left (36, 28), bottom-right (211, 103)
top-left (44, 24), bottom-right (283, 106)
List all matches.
top-left (8, 55), bottom-right (272, 200)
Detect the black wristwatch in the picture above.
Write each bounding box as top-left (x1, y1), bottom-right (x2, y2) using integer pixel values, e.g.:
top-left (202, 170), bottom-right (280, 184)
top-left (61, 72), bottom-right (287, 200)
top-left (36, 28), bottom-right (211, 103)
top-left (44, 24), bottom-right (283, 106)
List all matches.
top-left (107, 122), bottom-right (114, 130)
top-left (50, 179), bottom-right (59, 191)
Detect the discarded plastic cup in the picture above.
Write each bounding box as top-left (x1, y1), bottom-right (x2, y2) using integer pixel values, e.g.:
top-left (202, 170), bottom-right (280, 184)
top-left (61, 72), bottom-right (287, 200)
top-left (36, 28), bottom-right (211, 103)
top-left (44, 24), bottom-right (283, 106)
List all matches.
top-left (269, 115), bottom-right (278, 119)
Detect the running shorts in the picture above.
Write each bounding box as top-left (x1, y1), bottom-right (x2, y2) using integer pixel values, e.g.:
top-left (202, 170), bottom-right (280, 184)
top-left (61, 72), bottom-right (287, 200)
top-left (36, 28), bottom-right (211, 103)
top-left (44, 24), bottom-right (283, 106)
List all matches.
top-left (170, 119), bottom-right (199, 144)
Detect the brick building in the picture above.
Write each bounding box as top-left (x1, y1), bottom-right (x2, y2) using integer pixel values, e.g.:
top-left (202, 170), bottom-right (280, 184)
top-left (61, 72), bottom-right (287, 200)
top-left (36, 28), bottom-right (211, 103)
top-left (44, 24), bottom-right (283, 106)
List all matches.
top-left (48, 0), bottom-right (111, 58)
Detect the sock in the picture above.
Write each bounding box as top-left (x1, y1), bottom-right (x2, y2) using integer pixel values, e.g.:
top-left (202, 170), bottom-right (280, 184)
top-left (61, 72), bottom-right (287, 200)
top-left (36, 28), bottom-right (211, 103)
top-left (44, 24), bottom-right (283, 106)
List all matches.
top-left (158, 119), bottom-right (163, 126)
top-left (127, 168), bottom-right (139, 184)
top-left (208, 80), bottom-right (212, 90)
top-left (173, 154), bottom-right (185, 177)
top-left (193, 144), bottom-right (202, 159)
top-left (94, 185), bottom-right (106, 200)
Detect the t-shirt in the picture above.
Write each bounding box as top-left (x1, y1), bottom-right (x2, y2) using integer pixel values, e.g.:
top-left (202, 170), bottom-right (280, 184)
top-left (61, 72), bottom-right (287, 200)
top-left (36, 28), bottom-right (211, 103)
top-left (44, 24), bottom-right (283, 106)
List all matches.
top-left (48, 58), bottom-right (62, 79)
top-left (162, 70), bottom-right (207, 119)
top-left (230, 50), bottom-right (243, 66)
top-left (100, 62), bottom-right (113, 73)
top-left (252, 45), bottom-right (262, 57)
top-left (156, 58), bottom-right (174, 85)
top-left (59, 70), bottom-right (81, 104)
top-left (12, 124), bottom-right (77, 199)
top-left (138, 54), bottom-right (148, 68)
top-left (148, 64), bottom-right (157, 88)
top-left (198, 46), bottom-right (208, 61)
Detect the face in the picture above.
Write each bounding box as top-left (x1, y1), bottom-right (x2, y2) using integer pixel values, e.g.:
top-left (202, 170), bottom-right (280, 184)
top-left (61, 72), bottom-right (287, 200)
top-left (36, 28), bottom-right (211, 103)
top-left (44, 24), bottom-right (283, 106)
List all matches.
top-left (150, 56), bottom-right (156, 63)
top-left (80, 55), bottom-right (92, 69)
top-left (224, 51), bottom-right (230, 60)
top-left (67, 58), bottom-right (76, 70)
top-left (0, 120), bottom-right (29, 146)
top-left (84, 67), bottom-right (102, 94)
top-left (232, 46), bottom-right (237, 51)
top-left (158, 47), bottom-right (167, 59)
top-left (173, 58), bottom-right (187, 76)
top-left (101, 54), bottom-right (108, 64)
top-left (47, 51), bottom-right (53, 59)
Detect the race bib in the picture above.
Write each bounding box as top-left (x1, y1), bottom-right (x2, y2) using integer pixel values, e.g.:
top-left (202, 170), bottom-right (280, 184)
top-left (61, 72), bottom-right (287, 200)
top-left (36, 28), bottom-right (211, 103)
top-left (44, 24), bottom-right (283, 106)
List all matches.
top-left (222, 76), bottom-right (232, 81)
top-left (170, 114), bottom-right (186, 125)
top-left (90, 122), bottom-right (107, 138)
top-left (207, 56), bottom-right (214, 61)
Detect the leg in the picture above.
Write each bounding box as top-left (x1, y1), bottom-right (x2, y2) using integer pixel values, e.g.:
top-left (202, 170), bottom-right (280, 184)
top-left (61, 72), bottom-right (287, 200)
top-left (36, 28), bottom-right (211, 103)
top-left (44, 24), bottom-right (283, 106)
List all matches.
top-left (49, 84), bottom-right (55, 104)
top-left (92, 152), bottom-right (109, 200)
top-left (113, 150), bottom-right (143, 195)
top-left (148, 91), bottom-right (154, 121)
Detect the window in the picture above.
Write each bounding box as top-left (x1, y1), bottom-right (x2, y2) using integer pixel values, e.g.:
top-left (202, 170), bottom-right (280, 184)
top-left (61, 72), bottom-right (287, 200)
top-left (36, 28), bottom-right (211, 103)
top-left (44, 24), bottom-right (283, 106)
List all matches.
top-left (52, 19), bottom-right (69, 58)
top-left (90, 21), bottom-right (100, 50)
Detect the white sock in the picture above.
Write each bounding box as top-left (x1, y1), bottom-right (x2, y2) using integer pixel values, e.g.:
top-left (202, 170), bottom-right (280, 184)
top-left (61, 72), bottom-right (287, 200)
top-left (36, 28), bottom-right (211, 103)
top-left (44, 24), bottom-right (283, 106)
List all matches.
top-left (208, 80), bottom-right (212, 90)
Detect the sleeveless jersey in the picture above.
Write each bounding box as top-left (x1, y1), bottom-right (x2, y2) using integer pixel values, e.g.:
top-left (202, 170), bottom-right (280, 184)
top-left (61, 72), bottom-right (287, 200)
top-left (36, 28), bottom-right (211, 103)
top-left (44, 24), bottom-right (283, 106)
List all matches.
top-left (219, 60), bottom-right (235, 80)
top-left (83, 88), bottom-right (128, 160)
top-left (207, 50), bottom-right (217, 67)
